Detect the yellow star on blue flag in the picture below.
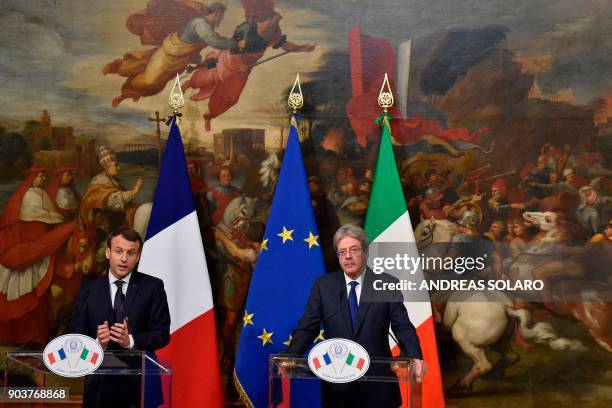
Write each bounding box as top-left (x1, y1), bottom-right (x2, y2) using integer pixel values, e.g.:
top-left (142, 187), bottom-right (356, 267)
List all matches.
top-left (243, 311), bottom-right (254, 327)
top-left (260, 239), bottom-right (269, 251)
top-left (257, 328), bottom-right (274, 346)
top-left (314, 329), bottom-right (325, 343)
top-left (304, 232), bottom-right (319, 249)
top-left (277, 226), bottom-right (294, 243)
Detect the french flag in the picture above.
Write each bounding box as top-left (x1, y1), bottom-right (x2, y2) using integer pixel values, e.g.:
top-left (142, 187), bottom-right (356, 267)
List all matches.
top-left (312, 352), bottom-right (332, 370)
top-left (47, 347), bottom-right (66, 365)
top-left (139, 119), bottom-right (223, 407)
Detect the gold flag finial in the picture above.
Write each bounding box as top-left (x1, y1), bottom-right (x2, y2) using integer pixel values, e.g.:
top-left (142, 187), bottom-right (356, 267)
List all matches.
top-left (378, 73), bottom-right (394, 112)
top-left (287, 73), bottom-right (303, 113)
top-left (169, 74), bottom-right (185, 115)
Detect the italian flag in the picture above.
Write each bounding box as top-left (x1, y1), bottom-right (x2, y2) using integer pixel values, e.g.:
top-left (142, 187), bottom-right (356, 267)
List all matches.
top-left (364, 114), bottom-right (445, 408)
top-left (345, 352), bottom-right (366, 371)
top-left (79, 347), bottom-right (99, 364)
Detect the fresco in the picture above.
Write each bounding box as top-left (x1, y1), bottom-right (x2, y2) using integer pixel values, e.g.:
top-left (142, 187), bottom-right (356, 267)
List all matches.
top-left (1, 0), bottom-right (611, 406)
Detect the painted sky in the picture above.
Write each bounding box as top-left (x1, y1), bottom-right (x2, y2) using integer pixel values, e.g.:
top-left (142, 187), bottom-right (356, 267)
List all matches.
top-left (0, 0), bottom-right (610, 143)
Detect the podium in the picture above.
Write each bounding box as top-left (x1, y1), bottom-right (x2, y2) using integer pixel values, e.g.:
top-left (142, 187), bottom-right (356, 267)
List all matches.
top-left (3, 350), bottom-right (171, 407)
top-left (269, 355), bottom-right (422, 408)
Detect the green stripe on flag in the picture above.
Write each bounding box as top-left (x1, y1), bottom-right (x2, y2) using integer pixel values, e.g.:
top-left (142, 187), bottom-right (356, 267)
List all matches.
top-left (365, 114), bottom-right (408, 242)
top-left (346, 352), bottom-right (354, 366)
top-left (80, 348), bottom-right (89, 361)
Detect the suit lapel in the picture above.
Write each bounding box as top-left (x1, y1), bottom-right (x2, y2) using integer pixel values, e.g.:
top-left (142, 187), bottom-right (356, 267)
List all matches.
top-left (353, 268), bottom-right (372, 337)
top-left (122, 271), bottom-right (141, 320)
top-left (336, 272), bottom-right (353, 336)
top-left (99, 274), bottom-right (114, 324)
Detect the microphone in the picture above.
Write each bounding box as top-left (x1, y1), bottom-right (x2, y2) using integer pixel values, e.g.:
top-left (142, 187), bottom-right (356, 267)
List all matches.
top-left (18, 291), bottom-right (90, 351)
top-left (371, 311), bottom-right (402, 350)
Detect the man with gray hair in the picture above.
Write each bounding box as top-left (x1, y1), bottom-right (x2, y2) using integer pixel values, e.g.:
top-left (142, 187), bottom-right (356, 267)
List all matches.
top-left (285, 224), bottom-right (424, 407)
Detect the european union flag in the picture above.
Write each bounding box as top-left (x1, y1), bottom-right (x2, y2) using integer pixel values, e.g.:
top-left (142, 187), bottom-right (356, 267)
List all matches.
top-left (234, 117), bottom-right (325, 407)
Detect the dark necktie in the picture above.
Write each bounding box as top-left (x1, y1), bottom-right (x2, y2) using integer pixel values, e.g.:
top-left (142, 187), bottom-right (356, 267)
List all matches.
top-left (348, 281), bottom-right (359, 332)
top-left (113, 280), bottom-right (125, 323)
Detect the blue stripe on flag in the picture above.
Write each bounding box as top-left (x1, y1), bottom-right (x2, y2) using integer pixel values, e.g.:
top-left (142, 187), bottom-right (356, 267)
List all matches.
top-left (322, 353), bottom-right (331, 365)
top-left (145, 119), bottom-right (195, 241)
top-left (58, 348), bottom-right (66, 360)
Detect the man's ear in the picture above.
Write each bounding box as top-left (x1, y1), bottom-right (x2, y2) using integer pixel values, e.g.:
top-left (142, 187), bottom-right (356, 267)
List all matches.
top-left (105, 247), bottom-right (111, 260)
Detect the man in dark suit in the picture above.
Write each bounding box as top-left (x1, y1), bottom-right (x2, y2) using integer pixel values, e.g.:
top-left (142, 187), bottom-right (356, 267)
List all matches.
top-left (285, 224), bottom-right (424, 408)
top-left (69, 227), bottom-right (170, 408)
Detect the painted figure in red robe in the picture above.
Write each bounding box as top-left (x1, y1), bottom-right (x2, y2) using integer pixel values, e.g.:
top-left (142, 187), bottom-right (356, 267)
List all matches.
top-left (185, 0), bottom-right (316, 130)
top-left (0, 167), bottom-right (75, 343)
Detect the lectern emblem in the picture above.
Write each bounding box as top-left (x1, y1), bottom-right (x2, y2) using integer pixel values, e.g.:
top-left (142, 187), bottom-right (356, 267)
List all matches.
top-left (43, 334), bottom-right (104, 378)
top-left (308, 338), bottom-right (370, 383)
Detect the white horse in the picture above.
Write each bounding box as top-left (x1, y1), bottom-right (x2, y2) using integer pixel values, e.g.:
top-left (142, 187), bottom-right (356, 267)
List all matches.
top-left (216, 195), bottom-right (257, 237)
top-left (414, 217), bottom-right (458, 245)
top-left (414, 218), bottom-right (458, 275)
top-left (443, 290), bottom-right (587, 396)
top-left (414, 217), bottom-right (587, 396)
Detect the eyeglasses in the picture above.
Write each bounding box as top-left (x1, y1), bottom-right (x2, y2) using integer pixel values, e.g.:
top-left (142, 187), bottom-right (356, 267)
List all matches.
top-left (336, 246), bottom-right (362, 258)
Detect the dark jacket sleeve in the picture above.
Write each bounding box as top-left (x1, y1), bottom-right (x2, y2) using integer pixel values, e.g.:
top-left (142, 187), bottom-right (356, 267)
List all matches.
top-left (132, 279), bottom-right (171, 352)
top-left (284, 279), bottom-right (323, 355)
top-left (69, 281), bottom-right (92, 336)
top-left (389, 293), bottom-right (423, 359)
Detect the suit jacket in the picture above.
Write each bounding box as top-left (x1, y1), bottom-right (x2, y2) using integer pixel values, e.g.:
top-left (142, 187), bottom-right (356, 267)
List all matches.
top-left (69, 271), bottom-right (171, 408)
top-left (286, 268), bottom-right (422, 408)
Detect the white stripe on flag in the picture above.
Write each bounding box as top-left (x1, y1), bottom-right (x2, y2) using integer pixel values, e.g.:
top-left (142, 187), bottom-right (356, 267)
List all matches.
top-left (371, 211), bottom-right (433, 328)
top-left (140, 211), bottom-right (213, 333)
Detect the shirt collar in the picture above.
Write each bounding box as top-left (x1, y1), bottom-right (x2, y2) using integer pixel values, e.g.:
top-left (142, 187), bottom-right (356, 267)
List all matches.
top-left (108, 270), bottom-right (132, 286)
top-left (344, 270), bottom-right (364, 287)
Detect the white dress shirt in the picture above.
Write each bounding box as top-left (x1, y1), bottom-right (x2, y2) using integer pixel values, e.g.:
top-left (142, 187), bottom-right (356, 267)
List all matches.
top-left (109, 271), bottom-right (131, 307)
top-left (107, 271), bottom-right (134, 348)
top-left (344, 272), bottom-right (364, 305)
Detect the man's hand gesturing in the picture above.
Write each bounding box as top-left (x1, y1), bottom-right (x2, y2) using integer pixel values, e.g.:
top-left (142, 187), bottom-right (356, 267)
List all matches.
top-left (110, 317), bottom-right (131, 348)
top-left (97, 321), bottom-right (110, 349)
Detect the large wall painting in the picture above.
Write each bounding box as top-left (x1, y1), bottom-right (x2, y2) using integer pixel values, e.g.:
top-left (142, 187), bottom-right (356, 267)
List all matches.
top-left (1, 1), bottom-right (611, 406)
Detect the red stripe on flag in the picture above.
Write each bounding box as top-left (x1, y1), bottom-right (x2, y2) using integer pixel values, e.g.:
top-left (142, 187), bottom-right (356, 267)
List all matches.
top-left (48, 353), bottom-right (55, 365)
top-left (416, 317), bottom-right (445, 408)
top-left (90, 353), bottom-right (99, 365)
top-left (157, 310), bottom-right (223, 408)
top-left (313, 357), bottom-right (321, 370)
top-left (356, 358), bottom-right (365, 371)
top-left (393, 316), bottom-right (445, 408)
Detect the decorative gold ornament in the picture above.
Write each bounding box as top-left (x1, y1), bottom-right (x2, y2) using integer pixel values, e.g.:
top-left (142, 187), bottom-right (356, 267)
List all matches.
top-left (287, 73), bottom-right (303, 113)
top-left (169, 74), bottom-right (185, 114)
top-left (378, 73), bottom-right (394, 112)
